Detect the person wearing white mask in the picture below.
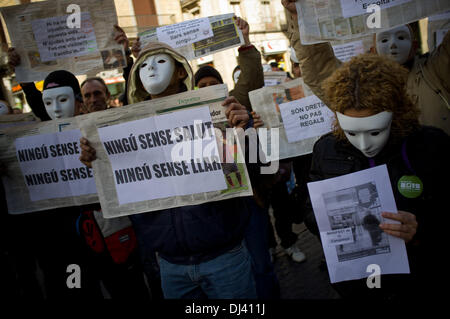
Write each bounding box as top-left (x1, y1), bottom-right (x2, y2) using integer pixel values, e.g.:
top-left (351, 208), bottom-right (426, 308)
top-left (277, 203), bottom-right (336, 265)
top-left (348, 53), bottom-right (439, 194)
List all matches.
top-left (79, 41), bottom-right (257, 299)
top-left (41, 70), bottom-right (83, 120)
top-left (305, 53), bottom-right (449, 300)
top-left (282, 0), bottom-right (450, 136)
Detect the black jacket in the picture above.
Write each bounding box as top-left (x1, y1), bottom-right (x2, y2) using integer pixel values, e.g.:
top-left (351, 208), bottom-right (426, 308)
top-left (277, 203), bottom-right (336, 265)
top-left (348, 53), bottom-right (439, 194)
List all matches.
top-left (306, 126), bottom-right (450, 300)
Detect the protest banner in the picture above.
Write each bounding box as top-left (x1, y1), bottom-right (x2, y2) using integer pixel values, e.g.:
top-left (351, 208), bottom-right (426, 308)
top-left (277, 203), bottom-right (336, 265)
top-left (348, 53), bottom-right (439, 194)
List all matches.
top-left (279, 94), bottom-right (334, 144)
top-left (0, 0), bottom-right (124, 82)
top-left (307, 165), bottom-right (410, 283)
top-left (295, 0), bottom-right (450, 44)
top-left (0, 117), bottom-right (98, 214)
top-left (249, 78), bottom-right (334, 160)
top-left (331, 39), bottom-right (366, 62)
top-left (79, 84), bottom-right (252, 218)
top-left (138, 14), bottom-right (244, 61)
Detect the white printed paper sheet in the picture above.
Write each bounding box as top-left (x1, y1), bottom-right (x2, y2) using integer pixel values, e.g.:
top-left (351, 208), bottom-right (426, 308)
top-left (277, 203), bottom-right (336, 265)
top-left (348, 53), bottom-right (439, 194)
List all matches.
top-left (79, 84), bottom-right (253, 218)
top-left (307, 165), bottom-right (410, 284)
top-left (138, 14), bottom-right (244, 61)
top-left (0, 118), bottom-right (99, 214)
top-left (0, 0), bottom-right (124, 82)
top-left (249, 78), bottom-right (332, 160)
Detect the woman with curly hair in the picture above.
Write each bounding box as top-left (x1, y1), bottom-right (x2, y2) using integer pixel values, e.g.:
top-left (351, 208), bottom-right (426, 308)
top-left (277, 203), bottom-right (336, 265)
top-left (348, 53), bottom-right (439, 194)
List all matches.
top-left (304, 53), bottom-right (450, 300)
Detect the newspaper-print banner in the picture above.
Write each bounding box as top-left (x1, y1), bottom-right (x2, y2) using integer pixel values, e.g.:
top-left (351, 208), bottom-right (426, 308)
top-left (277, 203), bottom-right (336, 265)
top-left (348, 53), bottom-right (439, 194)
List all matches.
top-left (0, 118), bottom-right (99, 214)
top-left (279, 95), bottom-right (334, 144)
top-left (296, 0), bottom-right (450, 44)
top-left (249, 78), bottom-right (330, 160)
top-left (0, 0), bottom-right (124, 82)
top-left (79, 84), bottom-right (252, 218)
top-left (307, 165), bottom-right (410, 283)
top-left (97, 107), bottom-right (227, 205)
top-left (14, 129), bottom-right (96, 201)
top-left (138, 14), bottom-right (244, 61)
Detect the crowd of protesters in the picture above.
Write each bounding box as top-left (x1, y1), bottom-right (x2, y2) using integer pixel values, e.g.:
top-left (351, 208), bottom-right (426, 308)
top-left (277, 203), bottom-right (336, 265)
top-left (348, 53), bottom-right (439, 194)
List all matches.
top-left (0, 0), bottom-right (449, 301)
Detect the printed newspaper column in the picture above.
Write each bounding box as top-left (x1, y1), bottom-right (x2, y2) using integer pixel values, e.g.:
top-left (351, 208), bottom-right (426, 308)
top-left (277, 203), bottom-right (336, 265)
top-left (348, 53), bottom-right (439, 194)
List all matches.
top-left (279, 95), bottom-right (334, 144)
top-left (307, 165), bottom-right (410, 284)
top-left (97, 106), bottom-right (227, 206)
top-left (14, 129), bottom-right (96, 201)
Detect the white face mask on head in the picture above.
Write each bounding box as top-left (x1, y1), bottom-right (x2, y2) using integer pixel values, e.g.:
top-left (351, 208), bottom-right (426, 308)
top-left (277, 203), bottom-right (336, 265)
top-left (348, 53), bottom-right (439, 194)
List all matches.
top-left (0, 101), bottom-right (9, 115)
top-left (139, 53), bottom-right (176, 95)
top-left (42, 86), bottom-right (75, 120)
top-left (336, 111), bottom-right (393, 158)
top-left (376, 25), bottom-right (412, 65)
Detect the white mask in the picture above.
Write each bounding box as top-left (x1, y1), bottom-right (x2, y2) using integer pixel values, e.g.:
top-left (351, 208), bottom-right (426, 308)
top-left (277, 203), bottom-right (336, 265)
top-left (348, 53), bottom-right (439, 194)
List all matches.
top-left (336, 111), bottom-right (393, 158)
top-left (0, 101), bottom-right (9, 115)
top-left (139, 53), bottom-right (176, 95)
top-left (42, 86), bottom-right (75, 120)
top-left (233, 70), bottom-right (241, 84)
top-left (376, 25), bottom-right (412, 65)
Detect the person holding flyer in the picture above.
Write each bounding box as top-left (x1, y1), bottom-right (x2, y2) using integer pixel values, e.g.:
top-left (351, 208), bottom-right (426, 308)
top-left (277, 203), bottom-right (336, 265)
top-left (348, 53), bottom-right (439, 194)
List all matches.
top-left (282, 0), bottom-right (450, 136)
top-left (79, 40), bottom-right (258, 299)
top-left (304, 53), bottom-right (449, 300)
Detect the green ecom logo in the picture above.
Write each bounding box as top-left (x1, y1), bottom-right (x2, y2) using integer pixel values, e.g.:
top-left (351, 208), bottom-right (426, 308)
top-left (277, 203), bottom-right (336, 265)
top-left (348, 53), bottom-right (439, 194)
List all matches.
top-left (398, 175), bottom-right (423, 199)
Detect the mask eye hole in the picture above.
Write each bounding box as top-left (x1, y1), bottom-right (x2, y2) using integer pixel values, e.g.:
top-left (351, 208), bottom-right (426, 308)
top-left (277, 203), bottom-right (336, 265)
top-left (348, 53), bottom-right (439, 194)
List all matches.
top-left (347, 132), bottom-right (356, 136)
top-left (370, 131), bottom-right (380, 136)
top-left (60, 98), bottom-right (68, 103)
top-left (45, 101), bottom-right (52, 106)
top-left (158, 59), bottom-right (166, 64)
top-left (398, 36), bottom-right (404, 40)
top-left (381, 38), bottom-right (388, 43)
top-left (140, 63), bottom-right (147, 68)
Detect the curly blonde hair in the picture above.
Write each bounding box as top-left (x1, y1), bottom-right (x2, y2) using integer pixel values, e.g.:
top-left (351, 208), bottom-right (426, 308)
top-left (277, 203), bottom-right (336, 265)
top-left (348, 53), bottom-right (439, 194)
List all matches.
top-left (322, 53), bottom-right (420, 142)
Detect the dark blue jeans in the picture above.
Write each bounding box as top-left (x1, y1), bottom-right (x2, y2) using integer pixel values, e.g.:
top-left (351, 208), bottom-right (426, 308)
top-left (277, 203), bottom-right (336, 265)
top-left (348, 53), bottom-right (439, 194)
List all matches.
top-left (244, 197), bottom-right (280, 299)
top-left (158, 242), bottom-right (257, 299)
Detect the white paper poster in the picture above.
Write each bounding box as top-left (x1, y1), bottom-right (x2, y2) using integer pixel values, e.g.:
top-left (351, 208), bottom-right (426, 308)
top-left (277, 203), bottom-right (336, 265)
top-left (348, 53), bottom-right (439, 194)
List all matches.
top-left (279, 95), bottom-right (334, 144)
top-left (14, 129), bottom-right (97, 201)
top-left (307, 165), bottom-right (410, 284)
top-left (156, 17), bottom-right (213, 49)
top-left (97, 106), bottom-right (228, 205)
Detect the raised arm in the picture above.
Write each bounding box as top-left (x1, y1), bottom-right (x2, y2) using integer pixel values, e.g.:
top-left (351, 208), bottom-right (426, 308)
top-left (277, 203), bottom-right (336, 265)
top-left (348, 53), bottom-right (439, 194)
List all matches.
top-left (283, 1), bottom-right (341, 104)
top-left (230, 17), bottom-right (264, 111)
